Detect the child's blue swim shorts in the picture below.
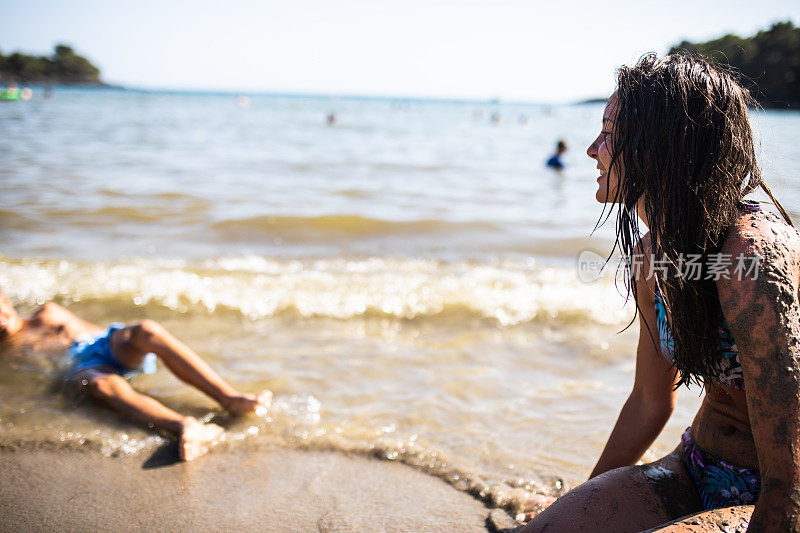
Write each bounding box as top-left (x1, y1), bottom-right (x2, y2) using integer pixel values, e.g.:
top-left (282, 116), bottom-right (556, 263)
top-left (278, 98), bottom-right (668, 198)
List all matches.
top-left (67, 323), bottom-right (157, 379)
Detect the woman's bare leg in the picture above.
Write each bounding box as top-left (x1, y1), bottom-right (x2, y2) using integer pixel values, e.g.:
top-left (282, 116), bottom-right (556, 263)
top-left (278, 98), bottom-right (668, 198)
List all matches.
top-left (522, 448), bottom-right (703, 533)
top-left (110, 320), bottom-right (271, 414)
top-left (71, 368), bottom-right (224, 461)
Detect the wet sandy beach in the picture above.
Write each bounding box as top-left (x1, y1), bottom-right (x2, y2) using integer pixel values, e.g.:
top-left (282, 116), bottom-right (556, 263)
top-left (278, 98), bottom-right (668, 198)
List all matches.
top-left (0, 445), bottom-right (521, 532)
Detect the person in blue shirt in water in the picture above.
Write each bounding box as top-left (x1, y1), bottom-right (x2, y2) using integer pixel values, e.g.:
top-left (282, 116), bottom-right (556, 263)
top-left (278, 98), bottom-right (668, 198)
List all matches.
top-left (546, 140), bottom-right (568, 170)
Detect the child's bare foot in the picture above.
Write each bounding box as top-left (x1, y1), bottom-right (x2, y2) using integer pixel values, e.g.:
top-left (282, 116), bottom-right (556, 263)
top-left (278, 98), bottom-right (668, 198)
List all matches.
top-left (179, 418), bottom-right (225, 461)
top-left (516, 494), bottom-right (557, 522)
top-left (222, 390), bottom-right (272, 416)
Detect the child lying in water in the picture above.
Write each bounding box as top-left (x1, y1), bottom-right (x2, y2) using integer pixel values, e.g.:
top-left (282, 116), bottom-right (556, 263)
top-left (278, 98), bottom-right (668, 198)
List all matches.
top-left (0, 292), bottom-right (271, 461)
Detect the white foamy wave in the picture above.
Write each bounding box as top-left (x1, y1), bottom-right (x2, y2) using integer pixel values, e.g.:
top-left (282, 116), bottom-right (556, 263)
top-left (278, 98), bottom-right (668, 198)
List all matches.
top-left (0, 255), bottom-right (633, 326)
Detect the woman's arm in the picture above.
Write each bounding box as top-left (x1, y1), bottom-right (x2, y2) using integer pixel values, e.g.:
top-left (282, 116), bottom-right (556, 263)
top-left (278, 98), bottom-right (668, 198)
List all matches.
top-left (590, 238), bottom-right (681, 478)
top-left (718, 218), bottom-right (800, 531)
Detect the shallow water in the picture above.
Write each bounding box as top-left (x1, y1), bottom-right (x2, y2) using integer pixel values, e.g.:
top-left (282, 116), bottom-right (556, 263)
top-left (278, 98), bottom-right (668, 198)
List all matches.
top-left (1, 88), bottom-right (797, 514)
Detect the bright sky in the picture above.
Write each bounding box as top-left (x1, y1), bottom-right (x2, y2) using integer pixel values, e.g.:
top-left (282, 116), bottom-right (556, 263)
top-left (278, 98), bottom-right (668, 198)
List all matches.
top-left (2, 0), bottom-right (798, 102)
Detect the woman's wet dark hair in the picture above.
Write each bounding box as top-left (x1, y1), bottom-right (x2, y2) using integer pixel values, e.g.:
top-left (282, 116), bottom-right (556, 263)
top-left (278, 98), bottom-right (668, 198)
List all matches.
top-left (604, 53), bottom-right (791, 388)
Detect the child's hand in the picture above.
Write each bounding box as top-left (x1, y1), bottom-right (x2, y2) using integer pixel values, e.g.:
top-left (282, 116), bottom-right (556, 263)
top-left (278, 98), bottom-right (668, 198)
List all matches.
top-left (224, 390), bottom-right (273, 416)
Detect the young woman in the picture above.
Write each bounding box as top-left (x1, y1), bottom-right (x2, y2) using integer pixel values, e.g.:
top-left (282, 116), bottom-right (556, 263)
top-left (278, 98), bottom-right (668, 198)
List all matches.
top-left (524, 54), bottom-right (800, 532)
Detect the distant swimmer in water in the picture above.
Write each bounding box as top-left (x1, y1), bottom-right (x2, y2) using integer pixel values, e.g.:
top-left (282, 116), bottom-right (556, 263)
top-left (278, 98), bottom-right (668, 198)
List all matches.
top-left (236, 95), bottom-right (251, 109)
top-left (545, 139), bottom-right (567, 170)
top-left (0, 292), bottom-right (271, 461)
top-left (327, 112), bottom-right (336, 126)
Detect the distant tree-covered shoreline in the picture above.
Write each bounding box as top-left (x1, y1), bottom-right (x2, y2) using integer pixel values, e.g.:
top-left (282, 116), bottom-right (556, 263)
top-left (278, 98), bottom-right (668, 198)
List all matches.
top-left (0, 44), bottom-right (103, 85)
top-left (670, 21), bottom-right (799, 109)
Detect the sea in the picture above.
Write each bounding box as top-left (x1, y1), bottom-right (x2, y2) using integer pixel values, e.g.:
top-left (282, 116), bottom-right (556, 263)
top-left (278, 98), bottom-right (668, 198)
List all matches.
top-left (1, 87), bottom-right (798, 514)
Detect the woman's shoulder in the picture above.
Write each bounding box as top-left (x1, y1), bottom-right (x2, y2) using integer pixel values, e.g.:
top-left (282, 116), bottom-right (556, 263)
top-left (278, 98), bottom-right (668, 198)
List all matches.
top-left (633, 232), bottom-right (657, 303)
top-left (722, 209), bottom-right (800, 263)
top-left (634, 232), bottom-right (655, 271)
top-left (718, 209), bottom-right (800, 310)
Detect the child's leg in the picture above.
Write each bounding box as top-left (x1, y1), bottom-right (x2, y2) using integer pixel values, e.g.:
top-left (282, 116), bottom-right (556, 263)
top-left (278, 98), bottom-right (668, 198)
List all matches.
top-left (70, 367), bottom-right (224, 461)
top-left (110, 320), bottom-right (271, 414)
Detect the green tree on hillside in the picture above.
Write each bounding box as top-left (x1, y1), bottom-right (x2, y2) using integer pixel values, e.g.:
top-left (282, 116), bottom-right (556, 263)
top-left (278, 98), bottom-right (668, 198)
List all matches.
top-left (670, 21), bottom-right (800, 108)
top-left (0, 43), bottom-right (101, 84)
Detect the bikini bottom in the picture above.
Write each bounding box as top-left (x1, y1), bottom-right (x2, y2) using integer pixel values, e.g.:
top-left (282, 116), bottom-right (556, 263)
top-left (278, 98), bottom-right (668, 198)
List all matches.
top-left (681, 427), bottom-right (760, 510)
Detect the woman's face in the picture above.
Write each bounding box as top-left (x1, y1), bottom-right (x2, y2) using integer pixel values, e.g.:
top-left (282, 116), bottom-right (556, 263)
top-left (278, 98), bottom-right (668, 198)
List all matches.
top-left (587, 93), bottom-right (622, 203)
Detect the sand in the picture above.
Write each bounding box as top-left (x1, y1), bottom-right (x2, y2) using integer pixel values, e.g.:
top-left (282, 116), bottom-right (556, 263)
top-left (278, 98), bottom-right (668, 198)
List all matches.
top-left (644, 506), bottom-right (753, 533)
top-left (0, 443), bottom-right (521, 533)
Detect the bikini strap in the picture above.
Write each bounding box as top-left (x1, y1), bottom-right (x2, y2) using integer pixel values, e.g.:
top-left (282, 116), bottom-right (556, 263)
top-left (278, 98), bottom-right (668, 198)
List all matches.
top-left (736, 199), bottom-right (761, 213)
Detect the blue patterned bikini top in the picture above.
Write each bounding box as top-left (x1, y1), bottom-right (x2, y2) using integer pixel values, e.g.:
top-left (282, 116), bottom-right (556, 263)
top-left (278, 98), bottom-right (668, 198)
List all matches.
top-left (654, 284), bottom-right (743, 389)
top-left (653, 200), bottom-right (761, 390)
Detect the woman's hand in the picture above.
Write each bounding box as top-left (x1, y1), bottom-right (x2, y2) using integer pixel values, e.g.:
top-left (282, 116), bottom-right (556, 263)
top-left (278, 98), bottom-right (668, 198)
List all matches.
top-left (517, 494), bottom-right (558, 523)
